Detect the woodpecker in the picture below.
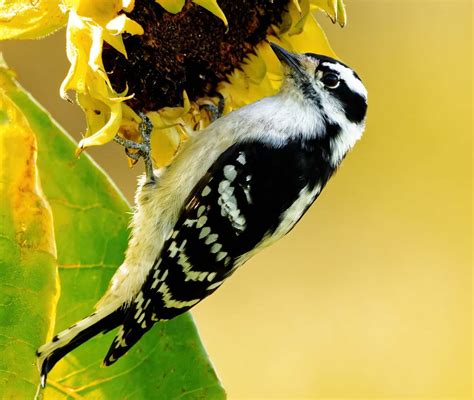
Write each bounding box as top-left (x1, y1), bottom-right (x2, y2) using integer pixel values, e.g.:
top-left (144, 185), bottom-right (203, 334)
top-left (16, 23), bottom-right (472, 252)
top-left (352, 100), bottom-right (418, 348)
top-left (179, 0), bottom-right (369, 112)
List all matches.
top-left (37, 43), bottom-right (368, 386)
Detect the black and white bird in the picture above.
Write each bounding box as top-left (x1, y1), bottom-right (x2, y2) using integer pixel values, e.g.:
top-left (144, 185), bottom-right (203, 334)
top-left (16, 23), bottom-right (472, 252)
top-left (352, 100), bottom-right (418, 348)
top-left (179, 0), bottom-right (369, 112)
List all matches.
top-left (37, 43), bottom-right (368, 386)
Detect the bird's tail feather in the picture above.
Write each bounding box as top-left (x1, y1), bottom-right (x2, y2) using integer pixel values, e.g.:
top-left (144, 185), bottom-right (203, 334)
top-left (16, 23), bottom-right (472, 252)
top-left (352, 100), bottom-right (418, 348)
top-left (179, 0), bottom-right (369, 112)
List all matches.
top-left (36, 303), bottom-right (124, 387)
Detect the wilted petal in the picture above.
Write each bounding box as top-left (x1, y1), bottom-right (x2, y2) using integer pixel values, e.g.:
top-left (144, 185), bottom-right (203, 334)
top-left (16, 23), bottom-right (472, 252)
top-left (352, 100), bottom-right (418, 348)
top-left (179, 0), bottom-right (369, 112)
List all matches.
top-left (0, 0), bottom-right (66, 40)
top-left (77, 100), bottom-right (123, 152)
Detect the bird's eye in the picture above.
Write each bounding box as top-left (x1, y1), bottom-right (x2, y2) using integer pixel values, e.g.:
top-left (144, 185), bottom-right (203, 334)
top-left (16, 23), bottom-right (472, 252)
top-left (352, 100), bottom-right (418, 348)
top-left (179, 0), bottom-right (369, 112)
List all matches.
top-left (321, 73), bottom-right (340, 89)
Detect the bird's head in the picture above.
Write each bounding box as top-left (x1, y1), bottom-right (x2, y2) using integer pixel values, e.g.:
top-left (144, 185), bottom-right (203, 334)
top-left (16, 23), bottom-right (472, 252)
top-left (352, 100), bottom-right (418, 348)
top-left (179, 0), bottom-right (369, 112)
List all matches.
top-left (270, 43), bottom-right (368, 127)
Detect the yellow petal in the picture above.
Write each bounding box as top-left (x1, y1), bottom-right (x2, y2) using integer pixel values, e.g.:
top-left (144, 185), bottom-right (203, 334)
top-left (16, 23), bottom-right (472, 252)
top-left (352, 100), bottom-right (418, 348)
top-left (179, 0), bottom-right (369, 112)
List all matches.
top-left (77, 100), bottom-right (123, 152)
top-left (311, 0), bottom-right (336, 23)
top-left (155, 0), bottom-right (186, 14)
top-left (192, 0), bottom-right (228, 26)
top-left (0, 0), bottom-right (67, 40)
top-left (60, 13), bottom-right (91, 97)
top-left (310, 0), bottom-right (346, 26)
top-left (122, 103), bottom-right (141, 122)
top-left (240, 52), bottom-right (267, 85)
top-left (76, 92), bottom-right (109, 135)
top-left (258, 40), bottom-right (283, 78)
top-left (285, 13), bottom-right (336, 58)
top-left (275, 0), bottom-right (309, 36)
top-left (336, 0), bottom-right (347, 27)
top-left (103, 29), bottom-right (128, 57)
top-left (88, 24), bottom-right (106, 72)
top-left (150, 125), bottom-right (182, 167)
top-left (292, 0), bottom-right (302, 13)
top-left (157, 91), bottom-right (191, 127)
top-left (122, 0), bottom-right (135, 13)
top-left (72, 0), bottom-right (122, 26)
top-left (290, 0), bottom-right (310, 34)
top-left (106, 13), bottom-right (144, 36)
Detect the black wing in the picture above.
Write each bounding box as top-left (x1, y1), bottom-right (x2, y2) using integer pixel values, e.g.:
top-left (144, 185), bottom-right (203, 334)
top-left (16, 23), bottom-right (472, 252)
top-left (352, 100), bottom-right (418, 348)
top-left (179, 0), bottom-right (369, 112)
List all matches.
top-left (104, 137), bottom-right (334, 364)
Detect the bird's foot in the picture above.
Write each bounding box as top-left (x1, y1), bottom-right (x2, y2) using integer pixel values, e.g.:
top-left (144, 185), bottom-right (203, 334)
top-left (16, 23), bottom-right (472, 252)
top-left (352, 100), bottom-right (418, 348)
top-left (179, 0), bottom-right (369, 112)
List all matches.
top-left (114, 112), bottom-right (155, 183)
top-left (199, 94), bottom-right (225, 122)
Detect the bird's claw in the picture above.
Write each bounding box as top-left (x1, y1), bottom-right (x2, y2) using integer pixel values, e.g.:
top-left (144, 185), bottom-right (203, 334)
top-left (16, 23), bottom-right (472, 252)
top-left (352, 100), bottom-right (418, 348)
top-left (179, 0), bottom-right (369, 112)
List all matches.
top-left (114, 112), bottom-right (156, 183)
top-left (200, 94), bottom-right (225, 122)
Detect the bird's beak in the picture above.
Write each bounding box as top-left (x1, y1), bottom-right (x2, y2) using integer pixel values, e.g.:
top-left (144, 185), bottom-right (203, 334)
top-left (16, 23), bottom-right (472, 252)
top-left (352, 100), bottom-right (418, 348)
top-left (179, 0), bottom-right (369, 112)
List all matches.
top-left (270, 43), bottom-right (304, 76)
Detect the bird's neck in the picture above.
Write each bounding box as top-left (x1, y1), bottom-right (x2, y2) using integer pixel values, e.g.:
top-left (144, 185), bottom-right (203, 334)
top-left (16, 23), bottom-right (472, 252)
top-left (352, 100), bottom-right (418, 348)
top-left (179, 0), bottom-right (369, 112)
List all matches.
top-left (236, 89), bottom-right (326, 141)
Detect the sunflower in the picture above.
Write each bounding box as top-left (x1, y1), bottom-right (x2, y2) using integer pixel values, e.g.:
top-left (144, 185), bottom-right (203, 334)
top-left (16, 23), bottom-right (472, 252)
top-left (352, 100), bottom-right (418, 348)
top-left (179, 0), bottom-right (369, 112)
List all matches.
top-left (0, 0), bottom-right (346, 167)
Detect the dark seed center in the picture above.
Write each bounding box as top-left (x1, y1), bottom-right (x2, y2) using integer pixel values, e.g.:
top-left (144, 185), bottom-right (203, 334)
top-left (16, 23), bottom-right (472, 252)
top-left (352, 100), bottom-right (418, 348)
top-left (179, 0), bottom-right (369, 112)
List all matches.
top-left (102, 0), bottom-right (289, 112)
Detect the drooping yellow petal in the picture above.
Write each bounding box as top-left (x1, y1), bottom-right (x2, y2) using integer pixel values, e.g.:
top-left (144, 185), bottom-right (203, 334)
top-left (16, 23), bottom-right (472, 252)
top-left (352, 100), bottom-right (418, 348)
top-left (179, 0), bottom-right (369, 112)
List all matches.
top-left (103, 29), bottom-right (128, 57)
top-left (60, 12), bottom-right (91, 97)
top-left (336, 0), bottom-right (347, 27)
top-left (310, 0), bottom-right (346, 27)
top-left (76, 92), bottom-right (109, 136)
top-left (88, 23), bottom-right (107, 72)
top-left (71, 0), bottom-right (122, 26)
top-left (155, 0), bottom-right (186, 14)
top-left (55, 2), bottom-right (145, 154)
top-left (106, 13), bottom-right (144, 36)
top-left (0, 0), bottom-right (67, 40)
top-left (192, 0), bottom-right (228, 26)
top-left (77, 100), bottom-right (123, 152)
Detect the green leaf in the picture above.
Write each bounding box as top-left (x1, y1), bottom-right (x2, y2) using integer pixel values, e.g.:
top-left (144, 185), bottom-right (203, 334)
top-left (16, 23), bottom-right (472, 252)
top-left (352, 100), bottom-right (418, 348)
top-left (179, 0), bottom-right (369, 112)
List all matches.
top-left (0, 74), bottom-right (59, 399)
top-left (0, 64), bottom-right (225, 398)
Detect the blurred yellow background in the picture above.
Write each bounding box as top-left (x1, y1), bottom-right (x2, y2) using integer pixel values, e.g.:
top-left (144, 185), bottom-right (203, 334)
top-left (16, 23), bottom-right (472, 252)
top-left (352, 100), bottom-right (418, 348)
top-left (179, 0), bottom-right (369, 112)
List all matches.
top-left (0, 1), bottom-right (471, 398)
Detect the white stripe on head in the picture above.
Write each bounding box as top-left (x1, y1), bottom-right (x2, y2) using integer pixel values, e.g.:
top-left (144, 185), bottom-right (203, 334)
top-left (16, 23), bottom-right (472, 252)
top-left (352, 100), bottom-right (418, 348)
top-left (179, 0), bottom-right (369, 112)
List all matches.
top-left (322, 62), bottom-right (368, 99)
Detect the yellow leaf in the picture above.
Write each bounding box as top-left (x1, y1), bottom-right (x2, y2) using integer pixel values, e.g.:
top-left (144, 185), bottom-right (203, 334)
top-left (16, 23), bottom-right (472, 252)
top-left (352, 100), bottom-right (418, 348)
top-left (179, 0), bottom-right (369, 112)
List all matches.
top-left (192, 0), bottom-right (228, 26)
top-left (0, 68), bottom-right (59, 398)
top-left (0, 74), bottom-right (57, 268)
top-left (0, 0), bottom-right (67, 40)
